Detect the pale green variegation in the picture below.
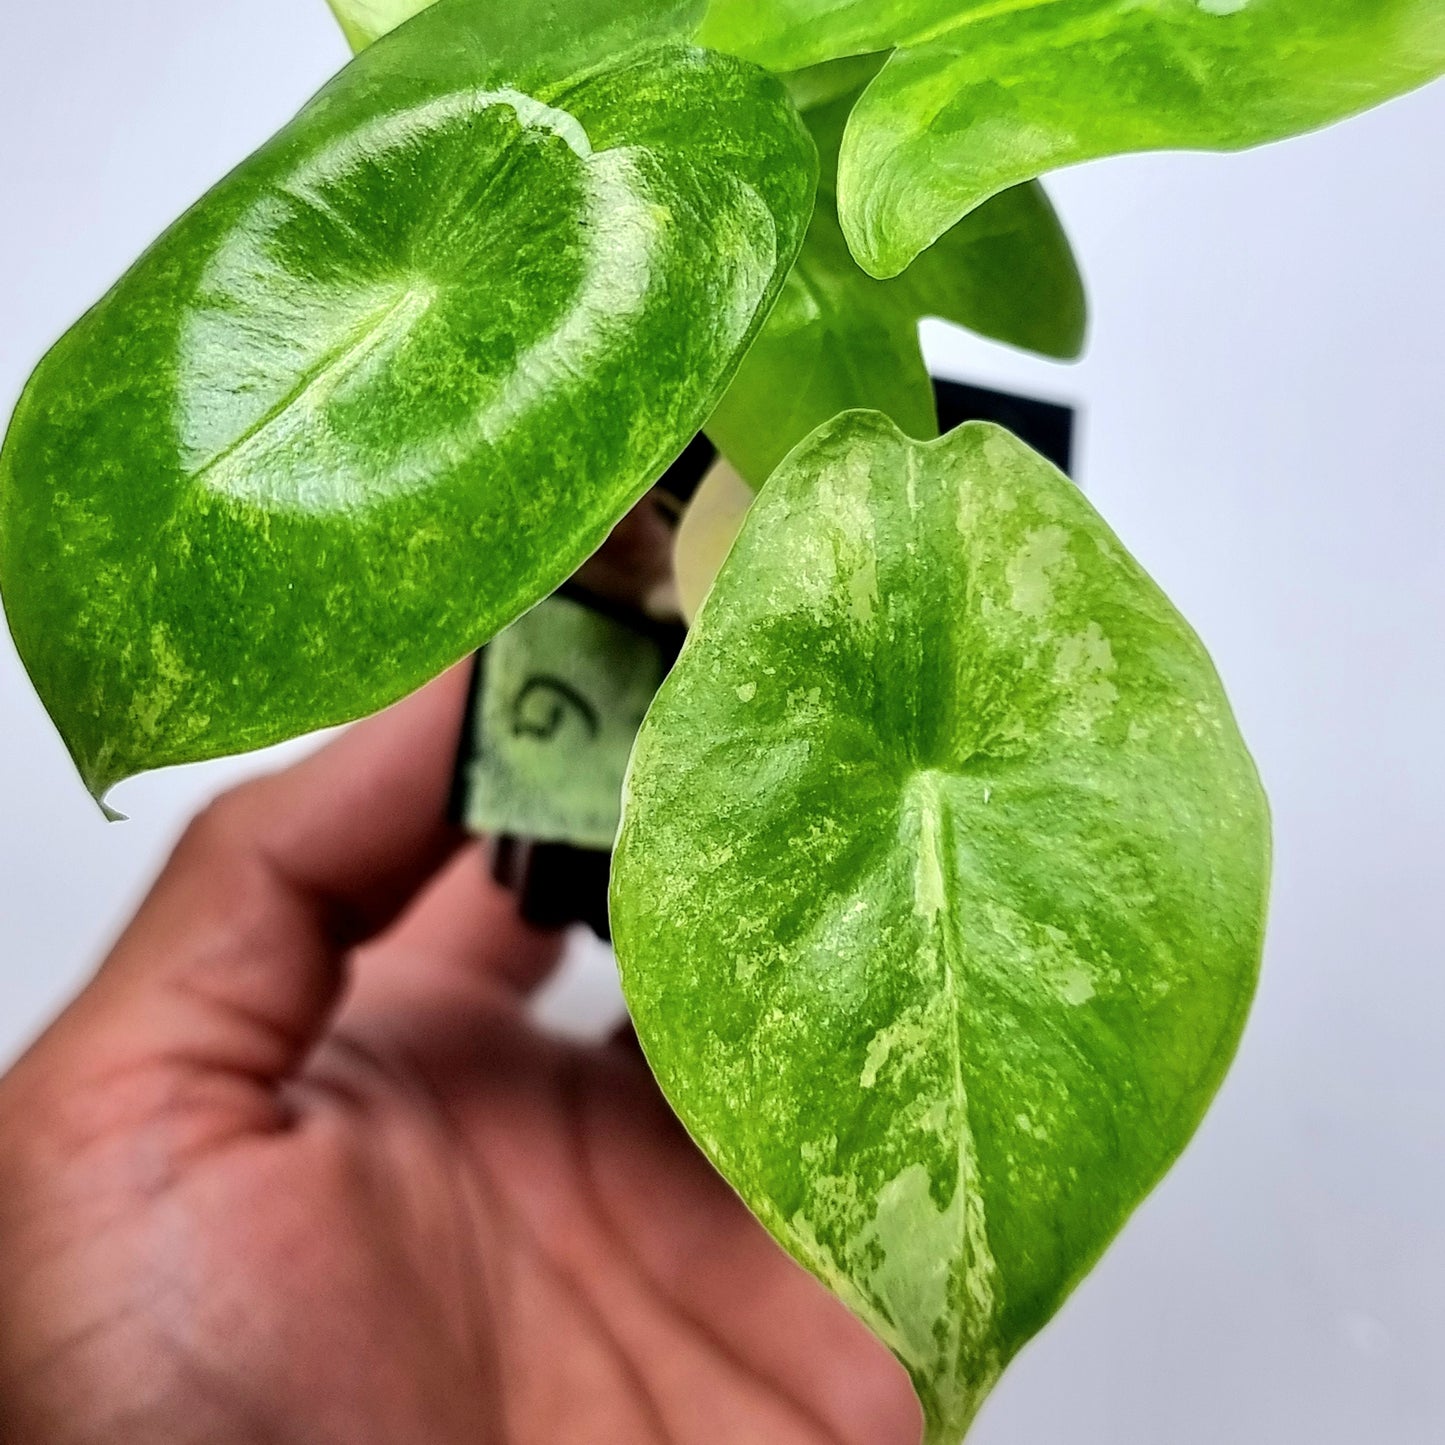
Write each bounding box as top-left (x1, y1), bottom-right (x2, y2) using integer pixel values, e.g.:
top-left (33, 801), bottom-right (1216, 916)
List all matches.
top-left (701, 0), bottom-right (1445, 275)
top-left (612, 413), bottom-right (1270, 1441)
top-left (325, 0), bottom-right (433, 50)
top-left (326, 0), bottom-right (690, 55)
top-left (706, 58), bottom-right (1085, 483)
top-left (0, 0), bottom-right (814, 802)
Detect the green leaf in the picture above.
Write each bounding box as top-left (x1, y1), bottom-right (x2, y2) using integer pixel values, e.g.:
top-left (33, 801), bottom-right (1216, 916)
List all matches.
top-left (325, 0), bottom-right (434, 50)
top-left (327, 0), bottom-right (701, 54)
top-left (706, 58), bottom-right (1084, 483)
top-left (612, 412), bottom-right (1270, 1441)
top-left (0, 0), bottom-right (814, 802)
top-left (702, 0), bottom-right (1445, 277)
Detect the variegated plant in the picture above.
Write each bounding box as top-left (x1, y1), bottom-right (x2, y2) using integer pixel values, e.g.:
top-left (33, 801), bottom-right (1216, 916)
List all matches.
top-left (1, 0), bottom-right (1438, 1436)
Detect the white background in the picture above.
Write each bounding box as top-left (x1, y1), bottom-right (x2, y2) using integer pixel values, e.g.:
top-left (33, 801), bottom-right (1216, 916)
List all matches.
top-left (2, 3), bottom-right (1442, 1440)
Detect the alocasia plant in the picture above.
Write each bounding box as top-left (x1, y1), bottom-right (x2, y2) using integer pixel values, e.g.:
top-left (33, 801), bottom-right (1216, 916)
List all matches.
top-left (0, 0), bottom-right (1438, 1434)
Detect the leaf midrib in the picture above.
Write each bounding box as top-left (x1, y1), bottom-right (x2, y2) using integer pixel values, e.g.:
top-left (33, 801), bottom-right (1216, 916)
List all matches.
top-left (187, 281), bottom-right (435, 491)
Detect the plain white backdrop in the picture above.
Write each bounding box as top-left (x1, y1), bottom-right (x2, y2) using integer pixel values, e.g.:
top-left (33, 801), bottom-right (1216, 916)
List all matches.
top-left (1, 3), bottom-right (1442, 1440)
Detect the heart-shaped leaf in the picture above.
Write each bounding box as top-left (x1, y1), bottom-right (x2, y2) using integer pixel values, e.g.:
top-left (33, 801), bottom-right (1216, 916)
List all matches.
top-left (613, 412), bottom-right (1270, 1441)
top-left (0, 0), bottom-right (814, 802)
top-left (706, 57), bottom-right (1084, 483)
top-left (702, 0), bottom-right (1445, 276)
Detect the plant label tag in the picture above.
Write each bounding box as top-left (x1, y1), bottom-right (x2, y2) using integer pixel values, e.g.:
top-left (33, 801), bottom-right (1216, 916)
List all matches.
top-left (455, 594), bottom-right (670, 850)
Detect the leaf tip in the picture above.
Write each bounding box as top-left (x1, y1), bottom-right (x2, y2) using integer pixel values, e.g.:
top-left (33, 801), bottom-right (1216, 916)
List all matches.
top-left (81, 761), bottom-right (129, 822)
top-left (95, 794), bottom-right (128, 824)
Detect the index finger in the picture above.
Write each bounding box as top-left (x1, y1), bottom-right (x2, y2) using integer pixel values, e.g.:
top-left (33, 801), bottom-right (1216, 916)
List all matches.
top-left (50, 663), bottom-right (475, 1093)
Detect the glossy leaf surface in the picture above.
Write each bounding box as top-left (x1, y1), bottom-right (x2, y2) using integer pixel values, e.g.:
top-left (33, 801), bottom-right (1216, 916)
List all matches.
top-left (613, 412), bottom-right (1270, 1440)
top-left (702, 0), bottom-right (1445, 275)
top-left (706, 58), bottom-right (1084, 483)
top-left (0, 0), bottom-right (814, 800)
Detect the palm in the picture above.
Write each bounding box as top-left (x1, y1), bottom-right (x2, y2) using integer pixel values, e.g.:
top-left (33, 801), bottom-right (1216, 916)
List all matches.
top-left (136, 994), bottom-right (913, 1445)
top-left (0, 674), bottom-right (918, 1445)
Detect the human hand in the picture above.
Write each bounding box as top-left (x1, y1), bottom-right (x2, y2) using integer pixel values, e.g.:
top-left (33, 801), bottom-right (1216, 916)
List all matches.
top-left (0, 669), bottom-right (919, 1445)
